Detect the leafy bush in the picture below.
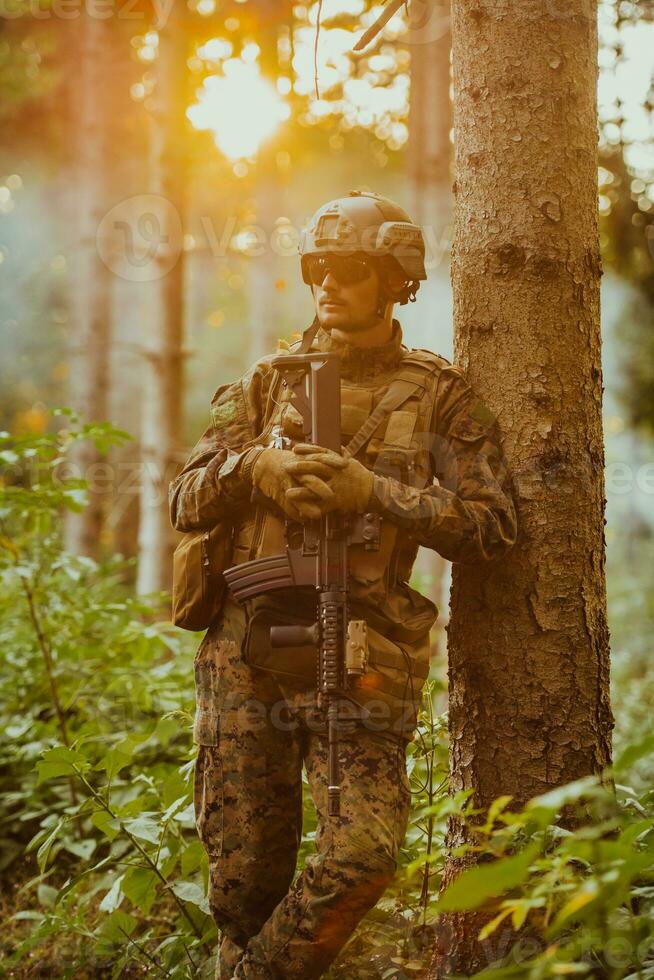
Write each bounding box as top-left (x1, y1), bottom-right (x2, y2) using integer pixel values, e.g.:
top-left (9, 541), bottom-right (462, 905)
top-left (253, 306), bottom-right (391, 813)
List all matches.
top-left (1, 411), bottom-right (653, 979)
top-left (0, 414), bottom-right (214, 977)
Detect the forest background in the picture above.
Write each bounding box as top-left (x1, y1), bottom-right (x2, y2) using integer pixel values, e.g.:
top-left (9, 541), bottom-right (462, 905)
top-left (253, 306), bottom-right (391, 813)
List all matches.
top-left (1, 0), bottom-right (654, 977)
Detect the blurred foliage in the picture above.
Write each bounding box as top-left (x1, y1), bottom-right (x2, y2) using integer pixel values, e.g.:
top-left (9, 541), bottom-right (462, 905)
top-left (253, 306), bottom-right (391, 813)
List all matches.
top-left (600, 145), bottom-right (654, 436)
top-left (0, 415), bottom-right (653, 978)
top-left (598, 0), bottom-right (654, 434)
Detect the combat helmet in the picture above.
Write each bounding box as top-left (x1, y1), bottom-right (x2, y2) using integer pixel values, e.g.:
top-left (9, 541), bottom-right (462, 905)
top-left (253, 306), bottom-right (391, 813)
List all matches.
top-left (299, 190), bottom-right (427, 315)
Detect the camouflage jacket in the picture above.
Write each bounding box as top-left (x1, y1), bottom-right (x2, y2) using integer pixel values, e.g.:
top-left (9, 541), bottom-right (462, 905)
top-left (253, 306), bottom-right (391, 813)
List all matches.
top-left (169, 319), bottom-right (517, 729)
top-left (169, 319), bottom-right (517, 566)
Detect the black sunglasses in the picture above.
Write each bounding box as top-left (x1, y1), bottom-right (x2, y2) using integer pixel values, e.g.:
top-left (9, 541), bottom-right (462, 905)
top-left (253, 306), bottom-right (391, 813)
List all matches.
top-left (303, 252), bottom-right (376, 287)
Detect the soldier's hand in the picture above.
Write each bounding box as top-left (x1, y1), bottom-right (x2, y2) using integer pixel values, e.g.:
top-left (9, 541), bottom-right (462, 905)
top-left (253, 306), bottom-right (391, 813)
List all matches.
top-left (292, 444), bottom-right (374, 514)
top-left (252, 447), bottom-right (341, 522)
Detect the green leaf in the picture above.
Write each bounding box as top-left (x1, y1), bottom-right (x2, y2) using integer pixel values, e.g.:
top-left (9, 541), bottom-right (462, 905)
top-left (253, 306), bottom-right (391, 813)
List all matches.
top-left (95, 909), bottom-right (137, 943)
top-left (181, 839), bottom-right (206, 877)
top-left (172, 801), bottom-right (196, 826)
top-left (550, 880), bottom-right (600, 932)
top-left (478, 906), bottom-right (513, 940)
top-left (614, 735), bottom-right (654, 773)
top-left (37, 883), bottom-right (58, 908)
top-left (99, 874), bottom-right (125, 913)
top-left (92, 809), bottom-right (121, 842)
top-left (36, 818), bottom-right (65, 872)
top-left (122, 867), bottom-right (159, 914)
top-left (162, 794), bottom-right (189, 822)
top-left (484, 796), bottom-right (514, 830)
top-left (35, 746), bottom-right (88, 784)
top-left (63, 837), bottom-right (97, 861)
top-left (171, 879), bottom-right (210, 913)
top-left (96, 743), bottom-right (133, 780)
top-left (527, 776), bottom-right (603, 817)
top-left (436, 842), bottom-right (542, 912)
top-left (123, 816), bottom-right (161, 845)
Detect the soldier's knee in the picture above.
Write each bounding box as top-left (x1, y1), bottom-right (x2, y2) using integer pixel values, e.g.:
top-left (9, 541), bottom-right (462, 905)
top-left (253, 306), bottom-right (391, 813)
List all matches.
top-left (322, 843), bottom-right (398, 900)
top-left (207, 853), bottom-right (294, 937)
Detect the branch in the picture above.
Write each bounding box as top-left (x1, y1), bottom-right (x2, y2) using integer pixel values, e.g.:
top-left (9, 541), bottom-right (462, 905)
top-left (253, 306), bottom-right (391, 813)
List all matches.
top-left (314, 0), bottom-right (324, 98)
top-left (353, 0), bottom-right (407, 52)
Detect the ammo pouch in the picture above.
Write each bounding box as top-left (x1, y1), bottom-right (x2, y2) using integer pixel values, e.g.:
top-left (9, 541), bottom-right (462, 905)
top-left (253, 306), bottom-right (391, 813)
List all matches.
top-left (172, 522), bottom-right (233, 631)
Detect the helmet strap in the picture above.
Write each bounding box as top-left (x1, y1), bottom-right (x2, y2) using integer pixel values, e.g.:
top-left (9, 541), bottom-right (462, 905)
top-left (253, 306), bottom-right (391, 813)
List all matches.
top-left (376, 286), bottom-right (389, 320)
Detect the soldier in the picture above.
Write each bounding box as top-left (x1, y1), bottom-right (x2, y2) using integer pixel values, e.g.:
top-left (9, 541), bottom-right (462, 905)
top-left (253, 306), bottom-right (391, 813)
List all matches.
top-left (168, 191), bottom-right (518, 979)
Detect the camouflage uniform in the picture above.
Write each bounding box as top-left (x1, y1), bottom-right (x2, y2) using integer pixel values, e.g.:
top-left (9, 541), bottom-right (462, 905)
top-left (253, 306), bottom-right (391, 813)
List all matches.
top-left (169, 319), bottom-right (517, 978)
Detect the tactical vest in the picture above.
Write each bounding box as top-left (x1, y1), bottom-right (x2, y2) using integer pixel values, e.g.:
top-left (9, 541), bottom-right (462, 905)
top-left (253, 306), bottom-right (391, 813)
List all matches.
top-left (230, 343), bottom-right (448, 735)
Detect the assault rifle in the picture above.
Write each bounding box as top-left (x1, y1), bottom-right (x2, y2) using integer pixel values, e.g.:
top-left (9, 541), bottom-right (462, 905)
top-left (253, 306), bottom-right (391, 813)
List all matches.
top-left (223, 351), bottom-right (380, 816)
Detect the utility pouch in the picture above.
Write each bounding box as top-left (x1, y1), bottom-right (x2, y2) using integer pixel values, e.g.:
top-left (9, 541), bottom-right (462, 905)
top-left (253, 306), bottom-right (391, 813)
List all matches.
top-left (242, 595), bottom-right (318, 683)
top-left (172, 522), bottom-right (233, 631)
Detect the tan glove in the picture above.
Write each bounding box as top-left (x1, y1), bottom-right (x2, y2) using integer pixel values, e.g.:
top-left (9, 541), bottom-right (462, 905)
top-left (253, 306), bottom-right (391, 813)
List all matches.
top-left (251, 446), bottom-right (347, 522)
top-left (287, 443), bottom-right (375, 515)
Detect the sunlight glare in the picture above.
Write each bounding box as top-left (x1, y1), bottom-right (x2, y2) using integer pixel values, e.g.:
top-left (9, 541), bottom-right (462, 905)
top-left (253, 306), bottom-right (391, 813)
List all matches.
top-left (188, 59), bottom-right (290, 159)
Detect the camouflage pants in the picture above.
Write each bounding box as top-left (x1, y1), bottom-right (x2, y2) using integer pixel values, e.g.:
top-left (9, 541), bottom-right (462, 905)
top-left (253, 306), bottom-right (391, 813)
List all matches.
top-left (193, 599), bottom-right (412, 979)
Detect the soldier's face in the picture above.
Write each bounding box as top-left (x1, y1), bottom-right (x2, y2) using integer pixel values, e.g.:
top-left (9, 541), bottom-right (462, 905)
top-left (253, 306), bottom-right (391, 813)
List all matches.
top-left (311, 261), bottom-right (383, 333)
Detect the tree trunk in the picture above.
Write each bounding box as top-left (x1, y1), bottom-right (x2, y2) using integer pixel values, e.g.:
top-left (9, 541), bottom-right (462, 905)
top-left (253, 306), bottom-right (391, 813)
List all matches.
top-left (106, 30), bottom-right (147, 580)
top-left (247, 144), bottom-right (285, 365)
top-left (136, 2), bottom-right (188, 596)
top-left (247, 2), bottom-right (289, 365)
top-left (407, 0), bottom-right (452, 245)
top-left (430, 0), bottom-right (613, 974)
top-left (408, 0), bottom-right (453, 658)
top-left (63, 10), bottom-right (114, 559)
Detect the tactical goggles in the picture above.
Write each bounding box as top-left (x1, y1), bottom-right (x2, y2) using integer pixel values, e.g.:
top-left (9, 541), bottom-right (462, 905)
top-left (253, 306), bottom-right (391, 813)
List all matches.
top-left (302, 252), bottom-right (376, 287)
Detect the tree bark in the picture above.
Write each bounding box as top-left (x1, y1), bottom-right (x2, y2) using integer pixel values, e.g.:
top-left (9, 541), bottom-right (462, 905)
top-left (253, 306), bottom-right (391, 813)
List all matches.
top-left (430, 0), bottom-right (613, 974)
top-left (136, 2), bottom-right (188, 596)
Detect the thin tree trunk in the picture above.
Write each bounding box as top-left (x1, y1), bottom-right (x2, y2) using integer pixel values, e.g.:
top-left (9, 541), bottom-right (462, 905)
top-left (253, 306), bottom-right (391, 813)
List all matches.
top-left (247, 2), bottom-right (289, 365)
top-left (430, 0), bottom-right (613, 974)
top-left (408, 0), bottom-right (453, 656)
top-left (106, 30), bottom-right (147, 579)
top-left (247, 145), bottom-right (283, 365)
top-left (136, 2), bottom-right (188, 596)
top-left (64, 10), bottom-right (114, 559)
top-left (408, 0), bottom-right (452, 243)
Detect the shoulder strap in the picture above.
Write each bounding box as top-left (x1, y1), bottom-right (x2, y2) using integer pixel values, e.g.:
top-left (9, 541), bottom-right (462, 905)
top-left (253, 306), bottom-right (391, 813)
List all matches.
top-left (294, 317), bottom-right (321, 354)
top-left (343, 357), bottom-right (436, 460)
top-left (261, 318), bottom-right (319, 431)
